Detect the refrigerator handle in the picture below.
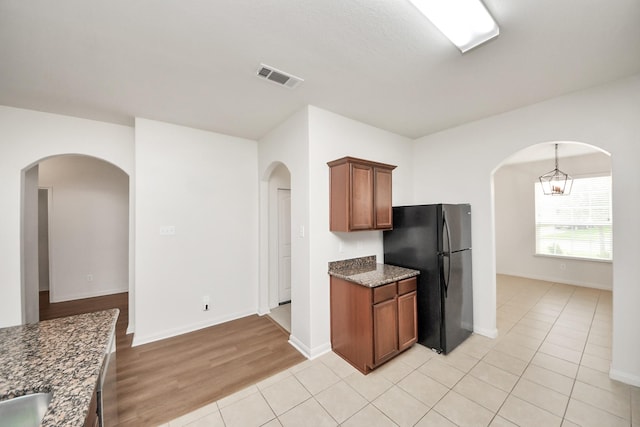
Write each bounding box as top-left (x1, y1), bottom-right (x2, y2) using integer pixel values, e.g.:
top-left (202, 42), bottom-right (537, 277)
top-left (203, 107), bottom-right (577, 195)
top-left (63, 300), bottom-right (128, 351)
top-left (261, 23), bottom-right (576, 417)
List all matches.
top-left (442, 212), bottom-right (452, 298)
top-left (440, 253), bottom-right (451, 298)
top-left (443, 210), bottom-right (452, 255)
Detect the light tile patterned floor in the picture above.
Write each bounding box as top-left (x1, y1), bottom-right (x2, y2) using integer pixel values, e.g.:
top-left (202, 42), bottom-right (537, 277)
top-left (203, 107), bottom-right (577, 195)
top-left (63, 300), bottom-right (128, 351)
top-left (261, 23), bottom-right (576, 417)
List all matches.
top-left (162, 276), bottom-right (640, 427)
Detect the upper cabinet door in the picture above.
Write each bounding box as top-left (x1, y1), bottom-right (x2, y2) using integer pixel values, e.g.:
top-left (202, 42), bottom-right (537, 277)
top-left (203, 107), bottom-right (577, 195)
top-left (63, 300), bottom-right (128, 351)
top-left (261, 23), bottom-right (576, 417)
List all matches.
top-left (350, 163), bottom-right (374, 230)
top-left (328, 157), bottom-right (396, 232)
top-left (374, 167), bottom-right (392, 230)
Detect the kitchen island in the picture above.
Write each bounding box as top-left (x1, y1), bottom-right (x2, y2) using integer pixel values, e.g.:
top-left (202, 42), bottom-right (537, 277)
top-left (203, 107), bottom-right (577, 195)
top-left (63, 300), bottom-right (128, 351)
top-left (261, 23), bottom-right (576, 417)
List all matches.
top-left (328, 256), bottom-right (420, 373)
top-left (0, 309), bottom-right (119, 426)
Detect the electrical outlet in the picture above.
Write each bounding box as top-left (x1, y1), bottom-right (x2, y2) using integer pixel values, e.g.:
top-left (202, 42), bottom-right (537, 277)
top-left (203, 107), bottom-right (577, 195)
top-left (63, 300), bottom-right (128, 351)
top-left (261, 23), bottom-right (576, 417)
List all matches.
top-left (87, 274), bottom-right (93, 282)
top-left (203, 296), bottom-right (210, 311)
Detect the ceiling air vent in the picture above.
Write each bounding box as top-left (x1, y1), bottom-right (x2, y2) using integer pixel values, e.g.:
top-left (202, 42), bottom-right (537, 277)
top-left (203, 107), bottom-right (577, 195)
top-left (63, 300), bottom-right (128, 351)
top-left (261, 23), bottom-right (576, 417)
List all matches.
top-left (256, 64), bottom-right (304, 89)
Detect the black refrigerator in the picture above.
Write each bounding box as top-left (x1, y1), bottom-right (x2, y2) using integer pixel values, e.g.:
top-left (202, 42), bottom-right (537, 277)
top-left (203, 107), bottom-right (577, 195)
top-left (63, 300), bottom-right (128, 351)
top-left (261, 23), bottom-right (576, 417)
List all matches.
top-left (383, 204), bottom-right (473, 354)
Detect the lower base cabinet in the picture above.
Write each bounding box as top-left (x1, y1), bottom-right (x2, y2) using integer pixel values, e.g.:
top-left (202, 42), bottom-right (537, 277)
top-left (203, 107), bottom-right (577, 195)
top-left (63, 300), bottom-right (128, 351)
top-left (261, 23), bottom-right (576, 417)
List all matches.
top-left (398, 291), bottom-right (418, 351)
top-left (373, 297), bottom-right (398, 365)
top-left (330, 276), bottom-right (418, 374)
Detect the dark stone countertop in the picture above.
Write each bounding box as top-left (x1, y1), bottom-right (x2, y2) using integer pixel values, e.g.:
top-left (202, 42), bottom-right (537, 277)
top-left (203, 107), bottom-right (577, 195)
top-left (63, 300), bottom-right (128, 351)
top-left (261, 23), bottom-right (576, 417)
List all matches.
top-left (328, 255), bottom-right (419, 287)
top-left (0, 309), bottom-right (119, 426)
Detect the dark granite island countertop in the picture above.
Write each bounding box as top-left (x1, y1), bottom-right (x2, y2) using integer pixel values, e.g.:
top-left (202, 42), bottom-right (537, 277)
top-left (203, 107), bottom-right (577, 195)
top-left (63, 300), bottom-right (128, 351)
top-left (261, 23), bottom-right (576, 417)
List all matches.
top-left (0, 309), bottom-right (119, 427)
top-left (328, 255), bottom-right (419, 287)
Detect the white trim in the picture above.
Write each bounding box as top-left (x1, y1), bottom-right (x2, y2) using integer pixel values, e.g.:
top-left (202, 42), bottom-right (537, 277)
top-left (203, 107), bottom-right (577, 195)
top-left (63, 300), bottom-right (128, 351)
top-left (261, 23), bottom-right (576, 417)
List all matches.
top-left (609, 367), bottom-right (640, 387)
top-left (131, 308), bottom-right (255, 347)
top-left (496, 270), bottom-right (611, 291)
top-left (277, 188), bottom-right (291, 304)
top-left (49, 288), bottom-right (129, 303)
top-left (38, 186), bottom-right (54, 295)
top-left (288, 335), bottom-right (311, 358)
top-left (44, 185), bottom-right (59, 302)
top-left (307, 343), bottom-right (332, 360)
top-left (473, 326), bottom-right (498, 339)
top-left (533, 254), bottom-right (612, 264)
top-left (287, 335), bottom-right (331, 360)
top-left (46, 187), bottom-right (53, 297)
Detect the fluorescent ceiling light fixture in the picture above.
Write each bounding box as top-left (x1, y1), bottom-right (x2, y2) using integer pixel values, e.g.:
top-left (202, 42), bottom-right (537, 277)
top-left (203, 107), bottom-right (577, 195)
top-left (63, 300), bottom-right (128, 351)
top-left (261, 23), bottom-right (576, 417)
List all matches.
top-left (408, 0), bottom-right (499, 53)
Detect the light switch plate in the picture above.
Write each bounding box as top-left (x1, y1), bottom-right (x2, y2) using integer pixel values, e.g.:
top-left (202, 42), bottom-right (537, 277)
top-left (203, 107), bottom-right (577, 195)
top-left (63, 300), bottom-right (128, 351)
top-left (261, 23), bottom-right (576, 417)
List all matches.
top-left (160, 225), bottom-right (176, 235)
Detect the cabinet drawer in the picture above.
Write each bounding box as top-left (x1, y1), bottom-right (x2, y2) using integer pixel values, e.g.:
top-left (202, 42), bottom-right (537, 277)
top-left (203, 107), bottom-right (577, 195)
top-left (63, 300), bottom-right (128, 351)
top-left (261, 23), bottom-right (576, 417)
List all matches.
top-left (398, 277), bottom-right (417, 295)
top-left (373, 282), bottom-right (397, 304)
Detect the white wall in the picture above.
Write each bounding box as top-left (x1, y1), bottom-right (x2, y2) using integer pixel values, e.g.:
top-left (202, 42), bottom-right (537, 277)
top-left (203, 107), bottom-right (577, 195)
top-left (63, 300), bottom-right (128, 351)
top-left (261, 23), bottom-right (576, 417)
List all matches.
top-left (413, 74), bottom-right (640, 386)
top-left (0, 106), bottom-right (134, 328)
top-left (39, 155), bottom-right (129, 301)
top-left (4, 78), bottom-right (638, 385)
top-left (133, 118), bottom-right (259, 345)
top-left (258, 105), bottom-right (415, 358)
top-left (309, 107), bottom-right (413, 358)
top-left (495, 152), bottom-right (612, 289)
top-left (307, 106), bottom-right (414, 355)
top-left (258, 107), bottom-right (311, 354)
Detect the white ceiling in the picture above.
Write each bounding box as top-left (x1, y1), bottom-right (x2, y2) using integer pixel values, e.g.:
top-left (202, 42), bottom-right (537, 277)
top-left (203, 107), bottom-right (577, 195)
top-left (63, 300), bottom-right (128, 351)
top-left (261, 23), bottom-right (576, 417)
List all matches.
top-left (1, 1), bottom-right (639, 140)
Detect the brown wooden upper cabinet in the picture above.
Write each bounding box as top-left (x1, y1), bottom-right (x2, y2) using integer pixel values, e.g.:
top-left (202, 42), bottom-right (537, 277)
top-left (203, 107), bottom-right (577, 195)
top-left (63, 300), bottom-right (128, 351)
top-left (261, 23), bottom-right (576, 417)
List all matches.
top-left (327, 157), bottom-right (396, 232)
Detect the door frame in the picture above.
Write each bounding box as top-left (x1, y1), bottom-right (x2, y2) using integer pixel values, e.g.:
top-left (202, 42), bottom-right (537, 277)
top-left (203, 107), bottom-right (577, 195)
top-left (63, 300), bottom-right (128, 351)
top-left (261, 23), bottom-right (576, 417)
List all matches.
top-left (38, 187), bottom-right (54, 301)
top-left (277, 188), bottom-right (291, 303)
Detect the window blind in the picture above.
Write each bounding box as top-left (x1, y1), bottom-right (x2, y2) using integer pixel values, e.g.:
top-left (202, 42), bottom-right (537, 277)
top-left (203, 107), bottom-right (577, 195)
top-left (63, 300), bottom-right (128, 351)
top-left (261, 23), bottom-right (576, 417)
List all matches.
top-left (534, 175), bottom-right (612, 261)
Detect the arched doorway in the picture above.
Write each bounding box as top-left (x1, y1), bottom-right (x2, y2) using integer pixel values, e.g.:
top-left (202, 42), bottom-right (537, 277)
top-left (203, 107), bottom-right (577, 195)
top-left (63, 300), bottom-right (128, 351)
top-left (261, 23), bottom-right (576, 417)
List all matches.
top-left (493, 141), bottom-right (612, 290)
top-left (263, 162), bottom-right (292, 332)
top-left (21, 154), bottom-right (130, 323)
top-left (492, 141), bottom-right (612, 330)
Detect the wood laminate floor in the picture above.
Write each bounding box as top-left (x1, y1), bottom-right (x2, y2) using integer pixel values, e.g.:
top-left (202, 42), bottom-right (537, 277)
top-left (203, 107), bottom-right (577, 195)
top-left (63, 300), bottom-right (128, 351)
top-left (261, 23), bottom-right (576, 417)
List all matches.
top-left (39, 291), bottom-right (306, 427)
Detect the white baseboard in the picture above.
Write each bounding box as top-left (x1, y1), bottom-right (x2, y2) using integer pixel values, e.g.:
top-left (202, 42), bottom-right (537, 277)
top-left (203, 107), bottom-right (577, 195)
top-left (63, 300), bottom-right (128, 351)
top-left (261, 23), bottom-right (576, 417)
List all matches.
top-left (49, 287), bottom-right (128, 303)
top-left (308, 343), bottom-right (332, 360)
top-left (497, 271), bottom-right (611, 291)
top-left (131, 308), bottom-right (255, 347)
top-left (474, 326), bottom-right (498, 339)
top-left (287, 336), bottom-right (331, 360)
top-left (288, 335), bottom-right (311, 358)
top-left (609, 367), bottom-right (640, 387)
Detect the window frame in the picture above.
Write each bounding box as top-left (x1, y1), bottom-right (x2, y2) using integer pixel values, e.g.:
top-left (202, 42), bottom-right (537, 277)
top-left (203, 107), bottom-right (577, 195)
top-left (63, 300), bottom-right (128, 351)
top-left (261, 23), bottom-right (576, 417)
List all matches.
top-left (533, 172), bottom-right (612, 262)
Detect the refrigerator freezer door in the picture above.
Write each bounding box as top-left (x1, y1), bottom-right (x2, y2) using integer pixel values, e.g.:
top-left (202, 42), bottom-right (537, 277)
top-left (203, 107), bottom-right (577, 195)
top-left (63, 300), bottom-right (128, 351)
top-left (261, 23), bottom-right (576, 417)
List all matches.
top-left (442, 249), bottom-right (473, 353)
top-left (442, 204), bottom-right (472, 252)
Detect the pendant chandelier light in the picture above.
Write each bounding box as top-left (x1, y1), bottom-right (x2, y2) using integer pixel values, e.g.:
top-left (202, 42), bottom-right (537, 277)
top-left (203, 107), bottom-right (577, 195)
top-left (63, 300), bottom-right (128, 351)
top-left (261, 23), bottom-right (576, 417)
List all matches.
top-left (539, 144), bottom-right (573, 195)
